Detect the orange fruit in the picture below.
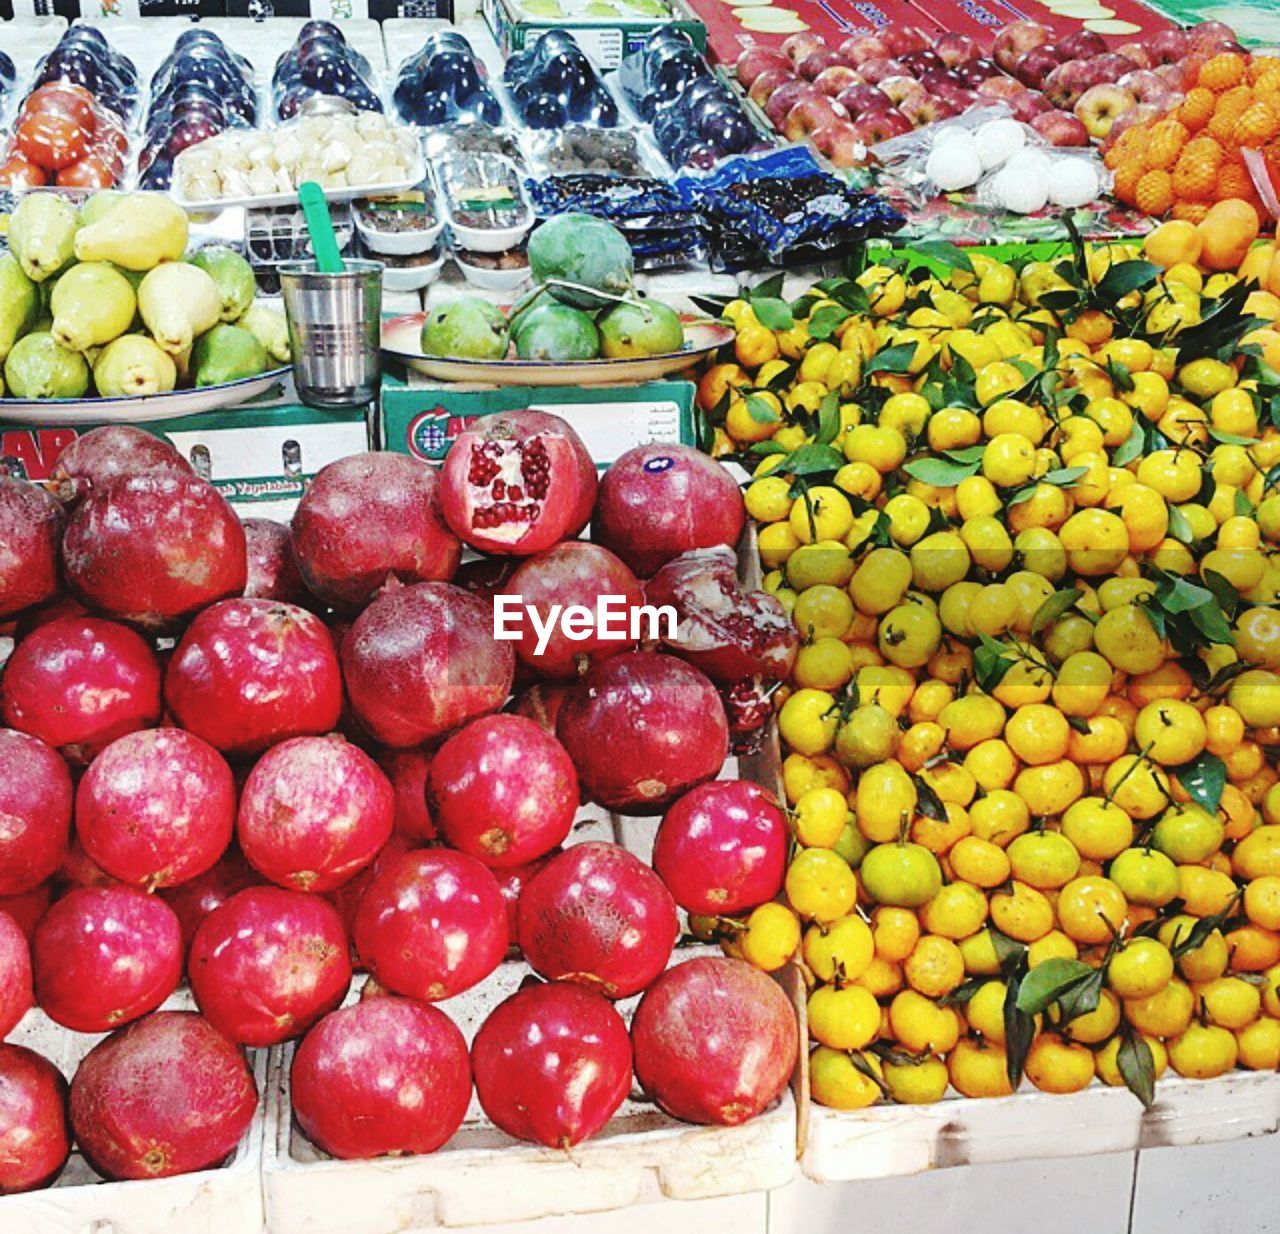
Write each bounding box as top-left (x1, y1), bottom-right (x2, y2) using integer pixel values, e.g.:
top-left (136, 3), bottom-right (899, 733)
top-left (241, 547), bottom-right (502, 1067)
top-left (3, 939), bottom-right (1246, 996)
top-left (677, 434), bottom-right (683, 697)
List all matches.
top-left (1199, 52), bottom-right (1247, 93)
top-left (1216, 164), bottom-right (1258, 202)
top-left (1145, 118), bottom-right (1189, 170)
top-left (1209, 87), bottom-right (1254, 143)
top-left (1249, 56), bottom-right (1280, 84)
top-left (1236, 101), bottom-right (1280, 148)
top-left (1172, 200), bottom-right (1211, 224)
top-left (1143, 219), bottom-right (1203, 268)
top-left (1173, 139), bottom-right (1224, 201)
top-left (1106, 126), bottom-right (1148, 170)
top-left (1178, 87), bottom-right (1216, 132)
top-left (1113, 160), bottom-right (1144, 207)
top-left (1198, 198), bottom-right (1261, 270)
top-left (1136, 169), bottom-right (1175, 217)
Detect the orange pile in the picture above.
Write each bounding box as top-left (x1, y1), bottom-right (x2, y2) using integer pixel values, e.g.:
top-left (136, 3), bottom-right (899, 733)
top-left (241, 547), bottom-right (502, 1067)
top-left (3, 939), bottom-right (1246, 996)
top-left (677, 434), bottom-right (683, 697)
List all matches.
top-left (1109, 52), bottom-right (1280, 223)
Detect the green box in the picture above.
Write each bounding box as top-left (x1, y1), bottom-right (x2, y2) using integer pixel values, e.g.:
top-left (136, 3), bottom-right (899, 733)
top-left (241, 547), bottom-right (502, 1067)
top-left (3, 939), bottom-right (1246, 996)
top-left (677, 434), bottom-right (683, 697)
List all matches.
top-left (379, 374), bottom-right (696, 466)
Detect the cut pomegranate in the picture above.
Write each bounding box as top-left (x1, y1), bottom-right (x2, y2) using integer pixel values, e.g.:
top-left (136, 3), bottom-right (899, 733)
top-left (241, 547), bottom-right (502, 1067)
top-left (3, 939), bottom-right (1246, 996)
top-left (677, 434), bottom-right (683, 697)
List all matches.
top-left (440, 410), bottom-right (597, 555)
top-left (518, 842), bottom-right (678, 999)
top-left (33, 886), bottom-right (182, 1033)
top-left (70, 1011), bottom-right (257, 1180)
top-left (504, 542), bottom-right (644, 680)
top-left (354, 849), bottom-right (506, 1001)
top-left (556, 651), bottom-right (728, 814)
top-left (0, 1044), bottom-right (70, 1193)
top-left (723, 677), bottom-right (776, 755)
top-left (0, 477), bottom-right (63, 620)
top-left (165, 599), bottom-right (342, 756)
top-left (49, 425), bottom-right (191, 497)
top-left (290, 453), bottom-right (461, 611)
top-left (1, 616), bottom-right (162, 762)
top-left (428, 715), bottom-right (578, 866)
top-left (341, 582), bottom-right (515, 748)
top-left (472, 982), bottom-right (632, 1148)
top-left (631, 956), bottom-right (798, 1125)
top-left (0, 910), bottom-right (33, 1038)
top-left (592, 443), bottom-right (745, 577)
top-left (0, 729), bottom-right (73, 897)
top-left (242, 517), bottom-right (310, 606)
top-left (643, 547), bottom-right (798, 683)
top-left (237, 736), bottom-right (394, 893)
top-left (291, 996), bottom-right (470, 1160)
top-left (161, 846), bottom-right (263, 956)
top-left (76, 728), bottom-right (235, 890)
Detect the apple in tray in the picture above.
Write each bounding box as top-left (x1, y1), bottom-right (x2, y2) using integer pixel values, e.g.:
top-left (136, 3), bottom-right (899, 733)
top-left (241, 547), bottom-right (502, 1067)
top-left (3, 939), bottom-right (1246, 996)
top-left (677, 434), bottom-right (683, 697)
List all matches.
top-left (783, 94), bottom-right (846, 142)
top-left (734, 46), bottom-right (791, 88)
top-left (763, 79), bottom-right (817, 129)
top-left (810, 120), bottom-right (864, 168)
top-left (1030, 109), bottom-right (1090, 147)
top-left (1074, 82), bottom-right (1138, 140)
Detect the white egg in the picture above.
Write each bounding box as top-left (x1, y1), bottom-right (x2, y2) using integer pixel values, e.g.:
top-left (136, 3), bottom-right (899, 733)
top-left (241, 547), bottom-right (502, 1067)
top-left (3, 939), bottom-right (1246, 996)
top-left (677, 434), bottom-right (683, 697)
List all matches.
top-left (995, 165), bottom-right (1049, 214)
top-left (1048, 158), bottom-right (1103, 209)
top-left (974, 118), bottom-right (1026, 171)
top-left (926, 142), bottom-right (984, 192)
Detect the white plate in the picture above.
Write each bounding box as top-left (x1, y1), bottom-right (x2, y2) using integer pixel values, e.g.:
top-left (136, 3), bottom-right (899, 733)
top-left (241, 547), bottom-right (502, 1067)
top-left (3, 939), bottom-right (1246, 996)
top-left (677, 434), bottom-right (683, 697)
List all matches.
top-left (0, 369), bottom-right (292, 426)
top-left (382, 312), bottom-right (731, 387)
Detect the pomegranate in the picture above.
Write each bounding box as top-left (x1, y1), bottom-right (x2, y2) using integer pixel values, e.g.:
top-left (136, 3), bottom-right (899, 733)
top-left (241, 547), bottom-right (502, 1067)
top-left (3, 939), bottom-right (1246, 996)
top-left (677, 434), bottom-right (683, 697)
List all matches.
top-left (242, 518), bottom-right (310, 606)
top-left (33, 886), bottom-right (182, 1033)
top-left (723, 677), bottom-right (777, 755)
top-left (13, 593), bottom-right (89, 640)
top-left (510, 683), bottom-right (573, 733)
top-left (165, 599), bottom-right (342, 756)
top-left (556, 652), bottom-right (728, 814)
top-left (0, 729), bottom-right (73, 896)
top-left (503, 542), bottom-right (643, 679)
top-left (1, 616), bottom-right (162, 762)
top-left (70, 1011), bottom-right (257, 1180)
top-left (428, 715), bottom-right (578, 866)
top-left (373, 747), bottom-right (436, 842)
top-left (593, 444), bottom-right (745, 577)
top-left (354, 849), bottom-right (506, 1000)
top-left (237, 736), bottom-right (393, 892)
top-left (161, 846), bottom-right (263, 955)
top-left (77, 729), bottom-right (234, 890)
top-left (341, 582), bottom-right (515, 748)
top-left (631, 956), bottom-right (798, 1126)
top-left (0, 909), bottom-right (33, 1038)
top-left (652, 781), bottom-right (788, 915)
top-left (495, 851), bottom-right (557, 949)
top-left (61, 472), bottom-right (247, 629)
top-left (0, 1044), bottom-right (70, 1193)
top-left (440, 410), bottom-right (597, 556)
top-left (190, 887), bottom-right (351, 1046)
top-left (290, 453), bottom-right (461, 611)
top-left (453, 554), bottom-right (519, 602)
top-left (472, 982), bottom-right (631, 1148)
top-left (643, 548), bottom-right (798, 683)
top-left (291, 996), bottom-right (470, 1160)
top-left (0, 477), bottom-right (63, 620)
top-left (328, 831), bottom-right (416, 947)
top-left (517, 842), bottom-right (677, 998)
top-left (0, 883), bottom-right (54, 941)
top-left (49, 425), bottom-right (191, 497)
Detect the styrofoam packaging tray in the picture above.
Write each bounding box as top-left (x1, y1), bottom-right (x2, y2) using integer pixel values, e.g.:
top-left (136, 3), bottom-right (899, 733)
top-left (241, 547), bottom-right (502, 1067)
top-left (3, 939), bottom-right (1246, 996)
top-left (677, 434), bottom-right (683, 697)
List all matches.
top-left (0, 989), bottom-right (269, 1234)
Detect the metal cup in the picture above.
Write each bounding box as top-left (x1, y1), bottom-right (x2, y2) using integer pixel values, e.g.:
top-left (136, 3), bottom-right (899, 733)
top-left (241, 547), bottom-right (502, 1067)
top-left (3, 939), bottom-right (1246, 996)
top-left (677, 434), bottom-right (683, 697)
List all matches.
top-left (279, 259), bottom-right (383, 409)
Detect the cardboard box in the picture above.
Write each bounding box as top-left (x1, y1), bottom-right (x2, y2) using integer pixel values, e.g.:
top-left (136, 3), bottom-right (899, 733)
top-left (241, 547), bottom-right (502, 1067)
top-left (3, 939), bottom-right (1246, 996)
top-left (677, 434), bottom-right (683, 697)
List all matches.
top-left (222, 0), bottom-right (449, 19)
top-left (0, 399), bottom-right (370, 523)
top-left (482, 0), bottom-right (705, 68)
top-left (379, 373), bottom-right (697, 465)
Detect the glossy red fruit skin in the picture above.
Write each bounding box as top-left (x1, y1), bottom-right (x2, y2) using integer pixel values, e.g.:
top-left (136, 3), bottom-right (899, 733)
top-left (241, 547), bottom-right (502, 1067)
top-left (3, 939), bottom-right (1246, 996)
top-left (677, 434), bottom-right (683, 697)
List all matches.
top-left (0, 910), bottom-right (34, 1038)
top-left (652, 781), bottom-right (788, 915)
top-left (631, 957), bottom-right (798, 1126)
top-left (161, 847), bottom-right (263, 956)
top-left (556, 652), bottom-right (728, 815)
top-left (290, 453), bottom-right (461, 612)
top-left (495, 852), bottom-right (557, 949)
top-left (0, 477), bottom-right (63, 620)
top-left (472, 982), bottom-right (632, 1148)
top-left (327, 831), bottom-right (417, 949)
top-left (49, 426), bottom-right (191, 498)
top-left (504, 542), bottom-right (644, 680)
top-left (291, 996), bottom-right (471, 1160)
top-left (33, 886), bottom-right (182, 1033)
top-left (189, 887), bottom-right (351, 1046)
top-left (76, 729), bottom-right (235, 890)
top-left (237, 737), bottom-right (394, 893)
top-left (241, 518), bottom-right (310, 606)
top-left (643, 548), bottom-right (799, 684)
top-left (1, 617), bottom-right (162, 763)
top-left (0, 1044), bottom-right (70, 1194)
top-left (593, 444), bottom-right (745, 578)
top-left (164, 599), bottom-right (342, 757)
top-left (429, 715), bottom-right (578, 867)
top-left (70, 1011), bottom-right (257, 1180)
top-left (341, 582), bottom-right (515, 749)
top-left (58, 839), bottom-right (123, 891)
top-left (518, 842), bottom-right (678, 999)
top-left (62, 473), bottom-right (247, 630)
top-left (354, 849), bottom-right (506, 1001)
top-left (440, 410), bottom-right (598, 556)
top-left (373, 747), bottom-right (436, 842)
top-left (0, 729), bottom-right (73, 897)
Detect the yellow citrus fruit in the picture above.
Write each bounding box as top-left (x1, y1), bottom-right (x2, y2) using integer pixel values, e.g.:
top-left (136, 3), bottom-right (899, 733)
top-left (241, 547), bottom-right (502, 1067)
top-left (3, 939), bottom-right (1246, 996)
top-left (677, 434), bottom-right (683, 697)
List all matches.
top-left (1168, 1023), bottom-right (1238, 1079)
top-left (739, 902), bottom-right (802, 971)
top-left (948, 1039), bottom-right (1014, 1099)
top-left (1056, 876), bottom-right (1128, 945)
top-left (1007, 830), bottom-right (1081, 891)
top-left (1107, 937), bottom-right (1175, 1000)
top-left (807, 983), bottom-right (881, 1051)
top-left (785, 848), bottom-right (858, 922)
top-left (881, 1056), bottom-right (950, 1104)
top-left (888, 988), bottom-right (961, 1054)
top-left (1025, 1036), bottom-right (1095, 1094)
top-left (903, 934), bottom-right (965, 998)
top-left (1125, 978), bottom-right (1195, 1038)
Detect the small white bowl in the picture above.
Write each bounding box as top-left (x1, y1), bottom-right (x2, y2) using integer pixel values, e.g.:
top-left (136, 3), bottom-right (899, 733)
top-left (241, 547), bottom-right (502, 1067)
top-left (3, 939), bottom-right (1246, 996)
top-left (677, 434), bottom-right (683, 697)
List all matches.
top-left (382, 250), bottom-right (447, 292)
top-left (356, 209), bottom-right (445, 256)
top-left (455, 254), bottom-right (532, 293)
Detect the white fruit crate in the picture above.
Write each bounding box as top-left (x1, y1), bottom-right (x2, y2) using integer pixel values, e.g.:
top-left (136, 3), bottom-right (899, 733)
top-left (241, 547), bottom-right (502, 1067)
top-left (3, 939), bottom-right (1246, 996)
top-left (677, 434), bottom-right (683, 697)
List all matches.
top-left (801, 1073), bottom-right (1280, 1183)
top-left (0, 990), bottom-right (268, 1234)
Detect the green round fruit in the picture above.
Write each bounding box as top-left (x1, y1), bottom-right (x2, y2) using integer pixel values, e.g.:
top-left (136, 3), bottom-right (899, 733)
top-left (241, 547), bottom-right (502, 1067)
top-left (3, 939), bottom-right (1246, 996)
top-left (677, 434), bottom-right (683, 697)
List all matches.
top-left (421, 297), bottom-right (509, 360)
top-left (597, 299), bottom-right (685, 359)
top-left (528, 213), bottom-right (634, 310)
top-left (858, 841), bottom-right (943, 908)
top-left (514, 303), bottom-right (600, 362)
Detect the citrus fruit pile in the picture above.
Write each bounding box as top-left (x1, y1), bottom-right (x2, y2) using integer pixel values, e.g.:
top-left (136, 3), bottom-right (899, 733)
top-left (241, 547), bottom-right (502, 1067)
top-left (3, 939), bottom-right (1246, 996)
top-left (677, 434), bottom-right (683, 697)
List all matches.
top-left (694, 214), bottom-right (1280, 1111)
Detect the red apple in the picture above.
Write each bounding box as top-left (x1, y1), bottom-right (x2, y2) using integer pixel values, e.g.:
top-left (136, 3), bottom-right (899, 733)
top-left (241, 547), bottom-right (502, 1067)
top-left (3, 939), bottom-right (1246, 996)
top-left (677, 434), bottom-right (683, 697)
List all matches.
top-left (1153, 63), bottom-right (1186, 89)
top-left (1009, 89), bottom-right (1053, 121)
top-left (836, 82), bottom-right (896, 119)
top-left (899, 88), bottom-right (958, 127)
top-left (798, 50), bottom-right (851, 81)
top-left (736, 47), bottom-right (793, 88)
top-left (933, 83), bottom-right (980, 112)
top-left (1030, 109), bottom-right (1091, 147)
top-left (936, 34), bottom-right (981, 67)
top-left (1148, 28), bottom-right (1190, 64)
top-left (993, 21), bottom-right (1052, 73)
top-left (977, 75), bottom-right (1027, 102)
top-left (1120, 69), bottom-right (1176, 105)
top-left (764, 79), bottom-right (818, 129)
top-left (878, 75), bottom-right (919, 106)
top-left (882, 26), bottom-right (931, 56)
top-left (1089, 53), bottom-right (1141, 80)
top-left (839, 34), bottom-right (890, 66)
top-left (956, 57), bottom-right (1003, 87)
top-left (749, 68), bottom-right (799, 108)
top-left (1187, 21), bottom-right (1236, 52)
top-left (860, 57), bottom-right (911, 85)
top-left (783, 95), bottom-right (845, 141)
top-left (899, 49), bottom-right (944, 76)
top-left (1074, 82), bottom-right (1137, 140)
top-left (1116, 43), bottom-right (1153, 69)
top-left (919, 67), bottom-right (964, 92)
top-left (1044, 61), bottom-right (1097, 109)
top-left (1060, 29), bottom-right (1108, 60)
top-left (1014, 45), bottom-right (1065, 89)
top-left (814, 65), bottom-right (862, 97)
top-left (811, 120), bottom-right (865, 169)
top-left (782, 32), bottom-right (827, 65)
top-left (851, 107), bottom-right (913, 145)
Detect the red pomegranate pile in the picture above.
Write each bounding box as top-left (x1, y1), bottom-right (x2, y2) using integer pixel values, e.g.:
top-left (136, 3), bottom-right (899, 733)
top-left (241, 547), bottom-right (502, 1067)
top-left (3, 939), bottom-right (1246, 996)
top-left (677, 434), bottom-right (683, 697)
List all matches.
top-left (0, 420), bottom-right (798, 1184)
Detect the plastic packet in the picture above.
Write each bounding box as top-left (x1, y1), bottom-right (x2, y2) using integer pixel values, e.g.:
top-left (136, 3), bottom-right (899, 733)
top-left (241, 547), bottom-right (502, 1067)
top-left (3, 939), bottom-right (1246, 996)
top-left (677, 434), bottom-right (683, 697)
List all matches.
top-left (503, 30), bottom-right (622, 131)
top-left (425, 123), bottom-right (523, 165)
top-left (391, 31), bottom-right (505, 129)
top-left (974, 145), bottom-right (1111, 215)
top-left (523, 127), bottom-right (661, 179)
top-left (272, 23), bottom-right (384, 122)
